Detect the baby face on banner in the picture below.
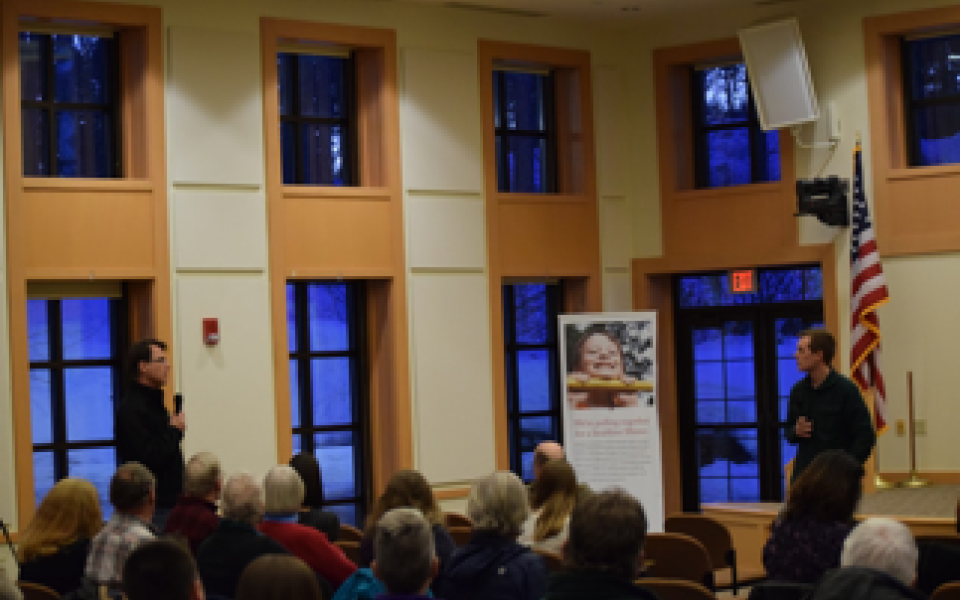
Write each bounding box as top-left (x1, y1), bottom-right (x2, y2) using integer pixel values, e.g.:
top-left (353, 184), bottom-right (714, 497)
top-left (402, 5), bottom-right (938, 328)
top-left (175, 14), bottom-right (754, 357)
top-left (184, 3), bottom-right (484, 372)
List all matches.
top-left (568, 331), bottom-right (639, 409)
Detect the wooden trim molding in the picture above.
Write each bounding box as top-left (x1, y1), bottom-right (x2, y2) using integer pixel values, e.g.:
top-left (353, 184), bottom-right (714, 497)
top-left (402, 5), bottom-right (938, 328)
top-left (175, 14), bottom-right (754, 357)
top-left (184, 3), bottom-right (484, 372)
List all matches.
top-left (3, 0), bottom-right (170, 528)
top-left (478, 40), bottom-right (601, 470)
top-left (261, 18), bottom-right (411, 498)
top-left (864, 5), bottom-right (960, 257)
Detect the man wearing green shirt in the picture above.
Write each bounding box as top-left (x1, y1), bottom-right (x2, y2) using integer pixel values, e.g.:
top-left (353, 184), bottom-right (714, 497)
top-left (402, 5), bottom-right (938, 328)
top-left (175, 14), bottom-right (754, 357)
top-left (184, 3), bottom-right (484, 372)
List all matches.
top-left (785, 329), bottom-right (876, 483)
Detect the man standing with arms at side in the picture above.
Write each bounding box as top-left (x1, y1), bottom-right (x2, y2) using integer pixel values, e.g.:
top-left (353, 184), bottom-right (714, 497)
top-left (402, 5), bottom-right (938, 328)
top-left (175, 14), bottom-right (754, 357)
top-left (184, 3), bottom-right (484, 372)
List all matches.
top-left (786, 329), bottom-right (876, 484)
top-left (116, 339), bottom-right (185, 531)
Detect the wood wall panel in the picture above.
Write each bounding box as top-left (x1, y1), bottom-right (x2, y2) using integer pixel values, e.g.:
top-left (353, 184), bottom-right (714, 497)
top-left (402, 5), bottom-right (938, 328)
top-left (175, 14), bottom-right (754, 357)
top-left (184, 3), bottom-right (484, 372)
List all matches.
top-left (20, 191), bottom-right (155, 271)
top-left (281, 198), bottom-right (394, 273)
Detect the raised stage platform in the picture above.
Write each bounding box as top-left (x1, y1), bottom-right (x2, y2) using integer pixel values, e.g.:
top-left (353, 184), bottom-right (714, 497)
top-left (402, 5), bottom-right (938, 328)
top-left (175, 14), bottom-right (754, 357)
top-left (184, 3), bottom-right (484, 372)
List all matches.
top-left (704, 484), bottom-right (960, 574)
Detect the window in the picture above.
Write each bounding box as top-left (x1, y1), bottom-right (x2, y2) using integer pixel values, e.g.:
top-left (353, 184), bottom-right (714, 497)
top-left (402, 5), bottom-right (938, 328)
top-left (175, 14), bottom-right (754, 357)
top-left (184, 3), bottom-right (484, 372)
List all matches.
top-left (19, 31), bottom-right (120, 178)
top-left (903, 34), bottom-right (960, 166)
top-left (693, 63), bottom-right (780, 188)
top-left (28, 296), bottom-right (126, 514)
top-left (494, 70), bottom-right (556, 193)
top-left (674, 266), bottom-right (823, 508)
top-left (278, 52), bottom-right (355, 185)
top-left (503, 283), bottom-right (563, 481)
top-left (287, 282), bottom-right (368, 526)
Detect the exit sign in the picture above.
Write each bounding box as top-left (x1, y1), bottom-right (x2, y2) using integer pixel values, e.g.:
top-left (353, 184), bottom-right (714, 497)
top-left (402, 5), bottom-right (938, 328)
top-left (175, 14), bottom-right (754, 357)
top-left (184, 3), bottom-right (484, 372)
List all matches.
top-left (730, 270), bottom-right (756, 294)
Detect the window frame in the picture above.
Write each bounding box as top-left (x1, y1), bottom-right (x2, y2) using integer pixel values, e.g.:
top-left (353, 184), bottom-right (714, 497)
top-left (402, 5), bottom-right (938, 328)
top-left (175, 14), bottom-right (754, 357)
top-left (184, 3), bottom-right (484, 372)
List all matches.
top-left (493, 69), bottom-right (558, 194)
top-left (28, 294), bottom-right (128, 507)
top-left (502, 282), bottom-right (564, 482)
top-left (278, 51), bottom-right (359, 186)
top-left (899, 32), bottom-right (960, 168)
top-left (690, 62), bottom-right (779, 189)
top-left (19, 30), bottom-right (123, 178)
top-left (287, 280), bottom-right (370, 525)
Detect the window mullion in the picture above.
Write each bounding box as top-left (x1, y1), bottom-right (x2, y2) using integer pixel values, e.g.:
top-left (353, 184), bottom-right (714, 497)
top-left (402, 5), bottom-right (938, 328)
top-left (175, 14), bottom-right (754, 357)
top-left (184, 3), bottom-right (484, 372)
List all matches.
top-left (48, 300), bottom-right (69, 480)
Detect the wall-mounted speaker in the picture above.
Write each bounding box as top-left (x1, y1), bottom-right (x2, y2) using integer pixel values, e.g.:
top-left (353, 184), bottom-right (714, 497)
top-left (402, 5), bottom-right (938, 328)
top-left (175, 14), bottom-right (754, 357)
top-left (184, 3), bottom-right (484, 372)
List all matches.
top-left (738, 18), bottom-right (819, 131)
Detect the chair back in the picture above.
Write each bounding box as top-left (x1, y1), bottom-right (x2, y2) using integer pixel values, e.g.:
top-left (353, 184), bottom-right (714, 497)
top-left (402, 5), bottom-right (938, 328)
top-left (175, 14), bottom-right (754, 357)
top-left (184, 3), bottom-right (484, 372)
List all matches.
top-left (533, 548), bottom-right (565, 573)
top-left (16, 582), bottom-right (60, 600)
top-left (336, 539), bottom-right (362, 565)
top-left (933, 582), bottom-right (960, 600)
top-left (444, 513), bottom-right (473, 528)
top-left (643, 532), bottom-right (713, 588)
top-left (637, 578), bottom-right (715, 600)
top-left (664, 514), bottom-right (732, 570)
top-left (339, 523), bottom-right (363, 543)
top-left (917, 534), bottom-right (960, 548)
top-left (746, 581), bottom-right (813, 600)
top-left (448, 525), bottom-right (472, 547)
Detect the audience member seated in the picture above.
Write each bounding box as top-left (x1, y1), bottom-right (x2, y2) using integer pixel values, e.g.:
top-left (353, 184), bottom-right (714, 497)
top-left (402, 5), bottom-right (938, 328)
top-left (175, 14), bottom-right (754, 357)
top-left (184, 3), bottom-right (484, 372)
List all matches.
top-left (807, 517), bottom-right (923, 600)
top-left (164, 452), bottom-right (222, 555)
top-left (519, 460), bottom-right (578, 554)
top-left (123, 539), bottom-right (204, 600)
top-left (85, 462), bottom-right (158, 592)
top-left (258, 465), bottom-right (356, 589)
top-left (436, 471), bottom-right (548, 600)
top-left (763, 450), bottom-right (863, 584)
top-left (290, 453), bottom-right (340, 542)
top-left (543, 489), bottom-right (659, 600)
top-left (359, 470), bottom-right (455, 576)
top-left (196, 472), bottom-right (288, 598)
top-left (236, 556), bottom-right (323, 600)
top-left (531, 443), bottom-right (591, 502)
top-left (17, 478), bottom-right (103, 595)
top-left (371, 508), bottom-right (439, 600)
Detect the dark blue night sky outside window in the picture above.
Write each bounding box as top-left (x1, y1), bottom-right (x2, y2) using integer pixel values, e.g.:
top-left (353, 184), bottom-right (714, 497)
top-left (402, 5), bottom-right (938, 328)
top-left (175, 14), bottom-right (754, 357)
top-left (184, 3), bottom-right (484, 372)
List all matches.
top-left (278, 53), bottom-right (354, 186)
top-left (694, 63), bottom-right (780, 188)
top-left (904, 34), bottom-right (960, 166)
top-left (677, 266), bottom-right (823, 308)
top-left (494, 70), bottom-right (556, 193)
top-left (20, 32), bottom-right (119, 178)
top-left (503, 283), bottom-right (562, 481)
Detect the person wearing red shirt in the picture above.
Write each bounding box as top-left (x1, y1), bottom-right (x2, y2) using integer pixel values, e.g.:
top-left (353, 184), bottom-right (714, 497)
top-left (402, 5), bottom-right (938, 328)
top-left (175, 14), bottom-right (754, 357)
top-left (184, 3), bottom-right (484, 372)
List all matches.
top-left (259, 465), bottom-right (357, 589)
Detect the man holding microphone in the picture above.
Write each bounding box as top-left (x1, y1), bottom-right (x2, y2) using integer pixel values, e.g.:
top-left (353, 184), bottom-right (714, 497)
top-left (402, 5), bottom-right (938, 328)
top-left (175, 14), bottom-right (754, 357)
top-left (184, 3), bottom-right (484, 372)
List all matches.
top-left (116, 339), bottom-right (185, 530)
top-left (785, 329), bottom-right (876, 484)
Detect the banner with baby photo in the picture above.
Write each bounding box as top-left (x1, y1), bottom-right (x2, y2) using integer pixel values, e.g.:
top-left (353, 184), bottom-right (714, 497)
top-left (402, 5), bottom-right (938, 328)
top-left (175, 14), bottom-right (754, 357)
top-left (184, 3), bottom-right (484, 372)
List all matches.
top-left (558, 312), bottom-right (664, 531)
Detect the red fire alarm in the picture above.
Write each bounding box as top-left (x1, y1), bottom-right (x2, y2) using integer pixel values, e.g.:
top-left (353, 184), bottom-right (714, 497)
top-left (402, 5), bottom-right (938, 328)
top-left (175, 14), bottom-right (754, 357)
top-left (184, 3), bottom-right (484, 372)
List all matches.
top-left (202, 318), bottom-right (220, 346)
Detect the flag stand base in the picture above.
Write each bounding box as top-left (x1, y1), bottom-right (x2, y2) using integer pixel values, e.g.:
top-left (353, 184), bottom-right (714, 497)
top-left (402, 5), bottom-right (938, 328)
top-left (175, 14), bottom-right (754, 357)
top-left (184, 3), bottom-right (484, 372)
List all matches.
top-left (874, 474), bottom-right (898, 490)
top-left (902, 472), bottom-right (929, 489)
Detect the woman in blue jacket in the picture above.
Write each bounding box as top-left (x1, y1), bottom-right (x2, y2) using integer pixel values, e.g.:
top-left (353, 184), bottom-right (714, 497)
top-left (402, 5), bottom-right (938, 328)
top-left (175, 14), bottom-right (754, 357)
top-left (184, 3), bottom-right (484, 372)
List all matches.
top-left (437, 471), bottom-right (548, 600)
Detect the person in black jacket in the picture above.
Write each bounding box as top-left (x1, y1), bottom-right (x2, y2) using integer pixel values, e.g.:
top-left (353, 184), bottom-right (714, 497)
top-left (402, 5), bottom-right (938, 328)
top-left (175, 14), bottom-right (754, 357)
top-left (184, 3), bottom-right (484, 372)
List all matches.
top-left (289, 453), bottom-right (340, 542)
top-left (784, 329), bottom-right (876, 483)
top-left (115, 339), bottom-right (185, 531)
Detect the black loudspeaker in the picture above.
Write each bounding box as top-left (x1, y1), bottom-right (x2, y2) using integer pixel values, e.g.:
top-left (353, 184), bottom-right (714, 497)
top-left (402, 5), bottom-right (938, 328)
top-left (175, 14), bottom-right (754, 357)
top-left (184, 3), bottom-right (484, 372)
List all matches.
top-left (796, 177), bottom-right (849, 227)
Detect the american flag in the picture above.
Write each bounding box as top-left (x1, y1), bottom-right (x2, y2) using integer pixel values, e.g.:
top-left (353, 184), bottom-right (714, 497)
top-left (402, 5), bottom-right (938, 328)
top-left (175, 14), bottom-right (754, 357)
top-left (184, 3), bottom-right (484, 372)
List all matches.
top-left (850, 142), bottom-right (890, 434)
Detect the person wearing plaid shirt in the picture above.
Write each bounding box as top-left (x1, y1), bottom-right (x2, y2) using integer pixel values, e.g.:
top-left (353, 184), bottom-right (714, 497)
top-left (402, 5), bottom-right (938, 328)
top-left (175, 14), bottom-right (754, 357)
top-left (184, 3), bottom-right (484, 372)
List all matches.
top-left (85, 462), bottom-right (157, 590)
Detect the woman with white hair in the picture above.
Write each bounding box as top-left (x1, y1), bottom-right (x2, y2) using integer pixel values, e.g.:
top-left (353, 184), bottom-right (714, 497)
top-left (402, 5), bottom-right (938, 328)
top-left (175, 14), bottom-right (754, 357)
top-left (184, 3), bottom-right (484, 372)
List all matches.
top-left (259, 465), bottom-right (358, 589)
top-left (436, 471), bottom-right (548, 600)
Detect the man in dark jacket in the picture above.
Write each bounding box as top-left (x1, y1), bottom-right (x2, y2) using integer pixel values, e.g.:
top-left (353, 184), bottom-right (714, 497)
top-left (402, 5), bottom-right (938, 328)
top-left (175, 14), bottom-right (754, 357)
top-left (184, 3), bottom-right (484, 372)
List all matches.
top-left (196, 473), bottom-right (289, 598)
top-left (115, 339), bottom-right (185, 531)
top-left (543, 489), bottom-right (659, 600)
top-left (785, 329), bottom-right (876, 483)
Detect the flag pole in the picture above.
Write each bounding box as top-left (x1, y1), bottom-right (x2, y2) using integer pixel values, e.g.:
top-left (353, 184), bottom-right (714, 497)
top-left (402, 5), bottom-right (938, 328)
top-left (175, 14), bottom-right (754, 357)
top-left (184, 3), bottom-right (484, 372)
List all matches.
top-left (904, 371), bottom-right (928, 488)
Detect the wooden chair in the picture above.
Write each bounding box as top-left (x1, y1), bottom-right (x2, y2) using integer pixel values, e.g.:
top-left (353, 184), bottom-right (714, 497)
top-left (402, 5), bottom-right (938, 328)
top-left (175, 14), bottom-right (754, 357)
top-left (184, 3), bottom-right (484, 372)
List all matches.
top-left (665, 513), bottom-right (766, 594)
top-left (637, 578), bottom-right (715, 600)
top-left (533, 548), bottom-right (566, 573)
top-left (448, 525), bottom-right (473, 546)
top-left (339, 523), bottom-right (363, 543)
top-left (642, 532), bottom-right (714, 589)
top-left (932, 582), bottom-right (960, 600)
top-left (335, 539), bottom-right (362, 565)
top-left (444, 512), bottom-right (473, 528)
top-left (16, 582), bottom-right (60, 600)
